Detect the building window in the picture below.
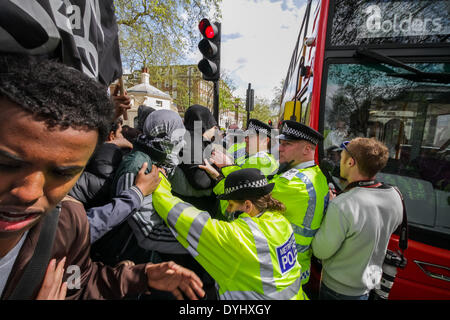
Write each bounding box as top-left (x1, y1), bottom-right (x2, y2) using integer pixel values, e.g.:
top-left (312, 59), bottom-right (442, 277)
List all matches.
top-left (172, 80), bottom-right (177, 88)
top-left (156, 100), bottom-right (163, 108)
top-left (165, 79), bottom-right (170, 88)
top-left (172, 91), bottom-right (177, 99)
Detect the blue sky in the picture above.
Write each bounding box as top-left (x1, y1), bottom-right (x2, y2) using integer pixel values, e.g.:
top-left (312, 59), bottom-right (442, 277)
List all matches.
top-left (188, 0), bottom-right (308, 102)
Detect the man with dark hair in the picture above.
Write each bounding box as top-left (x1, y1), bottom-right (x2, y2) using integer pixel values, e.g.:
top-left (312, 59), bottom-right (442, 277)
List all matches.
top-left (0, 54), bottom-right (204, 300)
top-left (312, 137), bottom-right (403, 300)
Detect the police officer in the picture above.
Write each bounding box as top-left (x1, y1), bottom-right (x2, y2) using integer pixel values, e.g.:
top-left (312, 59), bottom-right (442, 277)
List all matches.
top-left (221, 119), bottom-right (278, 176)
top-left (242, 119), bottom-right (279, 176)
top-left (203, 121), bottom-right (329, 284)
top-left (270, 120), bottom-right (329, 285)
top-left (203, 119), bottom-right (279, 218)
top-left (224, 124), bottom-right (247, 166)
top-left (151, 168), bottom-right (307, 300)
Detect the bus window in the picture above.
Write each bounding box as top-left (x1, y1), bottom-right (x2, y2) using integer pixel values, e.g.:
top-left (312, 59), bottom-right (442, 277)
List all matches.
top-left (329, 0), bottom-right (450, 47)
top-left (322, 62), bottom-right (450, 247)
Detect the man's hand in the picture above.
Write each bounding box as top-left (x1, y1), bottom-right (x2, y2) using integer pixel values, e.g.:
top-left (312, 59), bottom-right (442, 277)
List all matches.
top-left (36, 257), bottom-right (67, 300)
top-left (106, 136), bottom-right (133, 150)
top-left (209, 148), bottom-right (234, 169)
top-left (199, 159), bottom-right (221, 181)
top-left (134, 162), bottom-right (162, 196)
top-left (112, 84), bottom-right (131, 120)
top-left (328, 188), bottom-right (337, 201)
top-left (146, 261), bottom-right (205, 300)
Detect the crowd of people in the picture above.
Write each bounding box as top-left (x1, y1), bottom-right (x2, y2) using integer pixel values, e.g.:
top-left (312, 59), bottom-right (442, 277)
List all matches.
top-left (0, 53), bottom-right (404, 301)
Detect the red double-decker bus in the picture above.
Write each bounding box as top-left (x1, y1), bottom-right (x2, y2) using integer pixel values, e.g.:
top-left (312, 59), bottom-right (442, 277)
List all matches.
top-left (280, 0), bottom-right (450, 299)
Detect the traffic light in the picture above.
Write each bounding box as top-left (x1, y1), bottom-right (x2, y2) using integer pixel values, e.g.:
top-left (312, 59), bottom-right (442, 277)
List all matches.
top-left (198, 18), bottom-right (221, 81)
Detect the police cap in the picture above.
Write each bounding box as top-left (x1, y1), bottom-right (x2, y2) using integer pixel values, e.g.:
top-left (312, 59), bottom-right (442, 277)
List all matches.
top-left (217, 168), bottom-right (274, 200)
top-left (277, 120), bottom-right (323, 145)
top-left (245, 119), bottom-right (271, 136)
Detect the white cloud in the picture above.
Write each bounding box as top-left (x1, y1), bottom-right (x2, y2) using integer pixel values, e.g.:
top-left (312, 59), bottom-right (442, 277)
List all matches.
top-left (221, 0), bottom-right (307, 101)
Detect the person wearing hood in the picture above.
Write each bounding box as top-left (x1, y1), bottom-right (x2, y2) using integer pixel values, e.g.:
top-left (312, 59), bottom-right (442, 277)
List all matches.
top-left (91, 109), bottom-right (187, 265)
top-left (179, 105), bottom-right (219, 189)
top-left (136, 105), bottom-right (156, 133)
top-left (90, 109), bottom-right (216, 299)
top-left (176, 105), bottom-right (222, 216)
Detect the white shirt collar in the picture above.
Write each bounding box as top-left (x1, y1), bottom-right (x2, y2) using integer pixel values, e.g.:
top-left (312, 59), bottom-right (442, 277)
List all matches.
top-left (292, 160), bottom-right (316, 170)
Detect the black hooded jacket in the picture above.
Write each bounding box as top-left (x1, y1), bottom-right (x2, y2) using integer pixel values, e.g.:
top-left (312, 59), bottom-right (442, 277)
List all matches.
top-left (179, 105), bottom-right (217, 190)
top-left (69, 143), bottom-right (124, 209)
top-left (177, 105), bottom-right (219, 215)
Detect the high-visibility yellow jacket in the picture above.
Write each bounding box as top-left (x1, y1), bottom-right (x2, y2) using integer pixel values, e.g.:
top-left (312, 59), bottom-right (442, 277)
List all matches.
top-left (227, 142), bottom-right (247, 166)
top-left (270, 161), bottom-right (329, 284)
top-left (152, 174), bottom-right (307, 300)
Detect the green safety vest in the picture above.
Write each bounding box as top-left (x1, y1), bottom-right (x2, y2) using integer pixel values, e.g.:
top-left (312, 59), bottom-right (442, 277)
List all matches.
top-left (227, 142), bottom-right (247, 166)
top-left (152, 175), bottom-right (307, 300)
top-left (214, 151), bottom-right (279, 219)
top-left (270, 162), bottom-right (329, 284)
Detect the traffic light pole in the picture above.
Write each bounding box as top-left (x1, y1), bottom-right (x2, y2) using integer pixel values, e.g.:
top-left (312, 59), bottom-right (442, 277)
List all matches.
top-left (246, 83), bottom-right (254, 127)
top-left (213, 80), bottom-right (219, 124)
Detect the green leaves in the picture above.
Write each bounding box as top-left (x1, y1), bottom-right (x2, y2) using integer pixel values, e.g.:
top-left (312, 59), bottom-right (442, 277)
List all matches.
top-left (115, 0), bottom-right (222, 70)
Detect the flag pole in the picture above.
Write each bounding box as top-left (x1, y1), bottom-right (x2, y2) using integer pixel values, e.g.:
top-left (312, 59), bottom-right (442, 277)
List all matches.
top-left (119, 76), bottom-right (128, 120)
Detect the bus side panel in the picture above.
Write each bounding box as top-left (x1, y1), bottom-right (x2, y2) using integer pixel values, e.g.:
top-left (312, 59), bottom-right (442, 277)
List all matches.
top-left (390, 278), bottom-right (450, 300)
top-left (388, 236), bottom-right (450, 300)
top-left (308, 0), bottom-right (329, 131)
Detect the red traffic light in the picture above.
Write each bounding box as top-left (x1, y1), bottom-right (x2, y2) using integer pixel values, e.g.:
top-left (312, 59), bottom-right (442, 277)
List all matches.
top-left (205, 26), bottom-right (216, 39)
top-left (198, 18), bottom-right (221, 81)
top-left (199, 18), bottom-right (217, 39)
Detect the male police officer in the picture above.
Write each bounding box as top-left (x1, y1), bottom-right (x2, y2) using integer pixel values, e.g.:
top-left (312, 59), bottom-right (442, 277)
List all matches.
top-left (270, 120), bottom-right (329, 285)
top-left (152, 168), bottom-right (307, 300)
top-left (224, 124), bottom-right (247, 166)
top-left (203, 121), bottom-right (329, 284)
top-left (242, 119), bottom-right (279, 176)
top-left (220, 119), bottom-right (278, 176)
top-left (202, 119), bottom-right (278, 218)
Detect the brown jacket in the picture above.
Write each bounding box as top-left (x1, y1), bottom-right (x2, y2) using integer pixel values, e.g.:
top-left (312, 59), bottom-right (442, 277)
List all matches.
top-left (1, 199), bottom-right (148, 300)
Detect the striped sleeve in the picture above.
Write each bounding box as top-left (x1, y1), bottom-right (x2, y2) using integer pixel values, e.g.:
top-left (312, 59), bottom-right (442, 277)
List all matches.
top-left (152, 174), bottom-right (241, 275)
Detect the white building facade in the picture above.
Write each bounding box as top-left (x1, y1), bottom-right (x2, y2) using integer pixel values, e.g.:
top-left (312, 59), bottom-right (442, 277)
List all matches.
top-left (123, 71), bottom-right (173, 127)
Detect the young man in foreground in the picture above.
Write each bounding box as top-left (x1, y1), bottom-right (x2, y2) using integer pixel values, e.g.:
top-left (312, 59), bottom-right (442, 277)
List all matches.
top-left (0, 54), bottom-right (204, 300)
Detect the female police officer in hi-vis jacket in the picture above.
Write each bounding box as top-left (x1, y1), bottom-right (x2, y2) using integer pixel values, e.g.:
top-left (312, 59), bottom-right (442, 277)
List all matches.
top-left (151, 168), bottom-right (307, 300)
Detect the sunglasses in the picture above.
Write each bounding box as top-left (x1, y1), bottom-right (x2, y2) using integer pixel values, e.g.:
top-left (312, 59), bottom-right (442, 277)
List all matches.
top-left (340, 141), bottom-right (356, 162)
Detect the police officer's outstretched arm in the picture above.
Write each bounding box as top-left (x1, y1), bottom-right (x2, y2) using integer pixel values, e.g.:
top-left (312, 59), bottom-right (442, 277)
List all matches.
top-left (152, 174), bottom-right (242, 279)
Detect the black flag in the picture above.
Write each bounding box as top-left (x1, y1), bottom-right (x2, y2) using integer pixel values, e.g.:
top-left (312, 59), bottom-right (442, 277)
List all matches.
top-left (0, 0), bottom-right (122, 85)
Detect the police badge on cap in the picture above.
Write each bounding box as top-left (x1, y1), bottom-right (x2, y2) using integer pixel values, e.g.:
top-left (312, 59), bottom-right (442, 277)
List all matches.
top-left (217, 168), bottom-right (275, 200)
top-left (245, 119), bottom-right (272, 136)
top-left (277, 120), bottom-right (323, 145)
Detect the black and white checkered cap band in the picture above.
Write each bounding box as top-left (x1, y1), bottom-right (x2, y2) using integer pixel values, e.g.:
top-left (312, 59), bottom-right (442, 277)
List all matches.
top-left (282, 124), bottom-right (319, 145)
top-left (224, 178), bottom-right (269, 195)
top-left (248, 122), bottom-right (269, 135)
